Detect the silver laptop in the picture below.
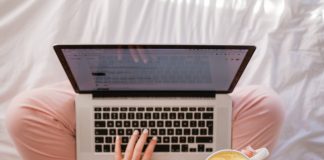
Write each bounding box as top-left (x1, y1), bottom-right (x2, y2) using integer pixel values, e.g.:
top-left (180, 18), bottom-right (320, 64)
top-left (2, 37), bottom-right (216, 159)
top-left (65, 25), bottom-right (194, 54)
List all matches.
top-left (54, 44), bottom-right (255, 160)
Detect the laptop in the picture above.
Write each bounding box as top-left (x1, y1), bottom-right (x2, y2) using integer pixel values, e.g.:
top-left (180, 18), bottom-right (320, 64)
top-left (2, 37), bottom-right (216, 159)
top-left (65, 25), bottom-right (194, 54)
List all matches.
top-left (54, 44), bottom-right (255, 160)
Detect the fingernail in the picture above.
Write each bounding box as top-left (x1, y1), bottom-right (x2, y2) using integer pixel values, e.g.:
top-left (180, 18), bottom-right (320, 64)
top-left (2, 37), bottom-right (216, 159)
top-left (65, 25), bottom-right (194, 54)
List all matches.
top-left (116, 136), bottom-right (120, 141)
top-left (152, 136), bottom-right (157, 140)
top-left (143, 129), bottom-right (148, 134)
top-left (133, 130), bottom-right (139, 135)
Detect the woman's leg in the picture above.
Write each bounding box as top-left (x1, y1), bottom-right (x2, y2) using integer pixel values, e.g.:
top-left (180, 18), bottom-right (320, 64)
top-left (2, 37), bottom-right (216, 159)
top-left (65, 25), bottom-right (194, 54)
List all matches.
top-left (230, 85), bottom-right (285, 153)
top-left (6, 82), bottom-right (284, 160)
top-left (5, 81), bottom-right (76, 160)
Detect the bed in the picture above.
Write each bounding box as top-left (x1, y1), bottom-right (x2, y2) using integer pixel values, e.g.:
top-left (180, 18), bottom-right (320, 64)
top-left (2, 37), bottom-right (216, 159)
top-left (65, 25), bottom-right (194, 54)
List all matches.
top-left (1, 0), bottom-right (323, 159)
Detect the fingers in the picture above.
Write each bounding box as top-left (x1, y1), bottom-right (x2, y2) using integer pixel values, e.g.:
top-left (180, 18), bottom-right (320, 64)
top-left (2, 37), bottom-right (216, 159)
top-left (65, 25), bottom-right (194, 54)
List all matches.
top-left (124, 130), bottom-right (140, 160)
top-left (115, 136), bottom-right (122, 160)
top-left (131, 129), bottom-right (149, 160)
top-left (142, 136), bottom-right (157, 160)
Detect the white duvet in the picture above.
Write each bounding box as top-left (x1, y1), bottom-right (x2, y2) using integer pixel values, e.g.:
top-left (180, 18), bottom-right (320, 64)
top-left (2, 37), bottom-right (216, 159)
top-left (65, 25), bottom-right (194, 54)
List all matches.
top-left (0, 0), bottom-right (323, 159)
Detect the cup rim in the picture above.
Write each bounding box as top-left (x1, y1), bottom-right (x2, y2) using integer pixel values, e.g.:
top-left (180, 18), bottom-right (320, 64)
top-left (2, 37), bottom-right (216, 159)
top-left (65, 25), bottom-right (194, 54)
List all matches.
top-left (206, 149), bottom-right (250, 160)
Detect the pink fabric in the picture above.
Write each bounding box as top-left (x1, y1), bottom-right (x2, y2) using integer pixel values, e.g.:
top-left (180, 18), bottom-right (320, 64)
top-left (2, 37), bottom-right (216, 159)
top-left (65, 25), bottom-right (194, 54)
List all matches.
top-left (5, 81), bottom-right (284, 160)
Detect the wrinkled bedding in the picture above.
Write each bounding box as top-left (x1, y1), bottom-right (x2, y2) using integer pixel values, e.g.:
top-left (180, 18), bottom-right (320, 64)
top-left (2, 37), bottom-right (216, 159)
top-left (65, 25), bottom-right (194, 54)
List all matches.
top-left (0, 0), bottom-right (323, 159)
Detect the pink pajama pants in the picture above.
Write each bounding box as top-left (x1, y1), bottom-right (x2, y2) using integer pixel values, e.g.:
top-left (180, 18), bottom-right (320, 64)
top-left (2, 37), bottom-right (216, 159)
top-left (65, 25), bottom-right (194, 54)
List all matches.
top-left (5, 81), bottom-right (284, 160)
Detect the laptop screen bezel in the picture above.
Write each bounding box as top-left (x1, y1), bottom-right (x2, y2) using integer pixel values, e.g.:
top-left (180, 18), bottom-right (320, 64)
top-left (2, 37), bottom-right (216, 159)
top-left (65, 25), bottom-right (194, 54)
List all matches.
top-left (54, 44), bottom-right (255, 95)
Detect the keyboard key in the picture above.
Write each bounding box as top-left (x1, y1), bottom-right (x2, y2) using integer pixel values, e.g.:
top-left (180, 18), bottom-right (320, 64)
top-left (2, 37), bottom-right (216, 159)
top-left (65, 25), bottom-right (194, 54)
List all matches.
top-left (155, 145), bottom-right (170, 152)
top-left (189, 107), bottom-right (196, 111)
top-left (198, 107), bottom-right (205, 111)
top-left (117, 129), bottom-right (124, 135)
top-left (112, 107), bottom-right (119, 111)
top-left (198, 121), bottom-right (205, 127)
top-left (194, 113), bottom-right (201, 119)
top-left (122, 137), bottom-right (128, 143)
top-left (186, 113), bottom-right (193, 119)
top-left (105, 137), bottom-right (112, 143)
top-left (144, 113), bottom-right (151, 119)
top-left (182, 121), bottom-right (189, 127)
top-left (126, 129), bottom-right (133, 135)
top-left (190, 148), bottom-right (196, 152)
top-left (155, 107), bottom-right (162, 111)
top-left (95, 137), bottom-right (104, 143)
top-left (146, 136), bottom-right (153, 143)
top-left (103, 107), bottom-right (110, 111)
top-left (157, 137), bottom-right (162, 143)
top-left (103, 145), bottom-right (110, 152)
top-left (116, 121), bottom-right (122, 127)
top-left (163, 137), bottom-right (170, 143)
top-left (203, 113), bottom-right (213, 119)
top-left (129, 107), bottom-right (136, 111)
top-left (163, 107), bottom-right (171, 111)
top-left (149, 121), bottom-right (155, 127)
top-left (107, 121), bottom-right (114, 127)
top-left (153, 113), bottom-right (159, 119)
top-left (136, 113), bottom-right (143, 119)
top-left (190, 121), bottom-right (197, 127)
top-left (165, 121), bottom-right (172, 127)
top-left (132, 121), bottom-right (139, 127)
top-left (181, 107), bottom-right (188, 111)
top-left (128, 113), bottom-right (135, 119)
top-left (94, 107), bottom-right (101, 111)
top-left (121, 107), bottom-right (127, 111)
top-left (192, 129), bottom-right (199, 135)
top-left (95, 129), bottom-right (107, 135)
top-left (184, 129), bottom-right (190, 135)
top-left (111, 113), bottom-right (118, 119)
top-left (173, 121), bottom-right (180, 127)
top-left (151, 129), bottom-right (158, 135)
top-left (159, 129), bottom-right (166, 135)
top-left (121, 144), bottom-right (127, 152)
top-left (109, 129), bottom-right (116, 135)
top-left (200, 129), bottom-right (207, 135)
top-left (182, 144), bottom-right (189, 152)
top-left (170, 113), bottom-right (176, 119)
top-left (175, 129), bottom-right (182, 135)
top-left (157, 121), bottom-right (164, 127)
top-left (188, 137), bottom-right (195, 143)
top-left (196, 137), bottom-right (213, 143)
top-left (140, 121), bottom-right (147, 127)
top-left (138, 107), bottom-right (145, 111)
top-left (167, 129), bottom-right (174, 135)
top-left (172, 107), bottom-right (179, 111)
top-left (207, 107), bottom-right (214, 111)
top-left (178, 113), bottom-right (184, 119)
top-left (206, 148), bottom-right (213, 152)
top-left (124, 121), bottom-right (131, 127)
top-left (171, 137), bottom-right (178, 143)
top-left (180, 137), bottom-right (186, 143)
top-left (171, 144), bottom-right (180, 152)
top-left (120, 113), bottom-right (127, 119)
top-left (146, 107), bottom-right (154, 111)
top-left (161, 113), bottom-right (168, 119)
top-left (94, 113), bottom-right (101, 119)
top-left (103, 113), bottom-right (110, 119)
top-left (95, 145), bottom-right (102, 152)
top-left (198, 144), bottom-right (205, 152)
top-left (111, 144), bottom-right (115, 151)
top-left (95, 121), bottom-right (105, 127)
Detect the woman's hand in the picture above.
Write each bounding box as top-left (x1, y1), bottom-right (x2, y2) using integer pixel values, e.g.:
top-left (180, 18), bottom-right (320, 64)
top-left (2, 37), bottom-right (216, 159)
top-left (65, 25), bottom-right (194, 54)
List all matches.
top-left (115, 129), bottom-right (157, 160)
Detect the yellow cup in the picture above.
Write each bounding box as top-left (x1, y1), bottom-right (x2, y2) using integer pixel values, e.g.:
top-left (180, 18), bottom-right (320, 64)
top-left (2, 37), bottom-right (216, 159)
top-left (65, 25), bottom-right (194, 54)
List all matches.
top-left (206, 150), bottom-right (250, 160)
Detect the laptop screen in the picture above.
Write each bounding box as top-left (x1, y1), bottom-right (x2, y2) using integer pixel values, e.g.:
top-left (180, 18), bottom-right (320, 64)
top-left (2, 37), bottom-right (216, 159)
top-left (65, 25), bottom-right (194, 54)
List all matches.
top-left (54, 45), bottom-right (255, 93)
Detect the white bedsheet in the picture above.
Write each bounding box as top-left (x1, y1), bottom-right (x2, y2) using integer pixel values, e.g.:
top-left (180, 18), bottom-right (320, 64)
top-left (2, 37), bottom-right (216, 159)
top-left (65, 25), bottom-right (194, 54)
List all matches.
top-left (0, 0), bottom-right (323, 159)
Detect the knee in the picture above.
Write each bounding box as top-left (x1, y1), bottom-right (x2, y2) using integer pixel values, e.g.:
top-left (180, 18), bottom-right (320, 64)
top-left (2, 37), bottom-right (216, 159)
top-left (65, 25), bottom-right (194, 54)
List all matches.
top-left (5, 89), bottom-right (47, 138)
top-left (242, 85), bottom-right (285, 125)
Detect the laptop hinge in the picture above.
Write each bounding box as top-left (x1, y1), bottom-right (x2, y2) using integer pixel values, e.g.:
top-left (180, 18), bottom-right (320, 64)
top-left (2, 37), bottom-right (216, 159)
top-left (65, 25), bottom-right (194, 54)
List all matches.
top-left (92, 91), bottom-right (216, 98)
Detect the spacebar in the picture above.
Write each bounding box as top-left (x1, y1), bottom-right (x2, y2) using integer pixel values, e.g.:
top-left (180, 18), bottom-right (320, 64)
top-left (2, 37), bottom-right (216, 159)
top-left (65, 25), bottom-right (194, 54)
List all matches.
top-left (154, 145), bottom-right (170, 152)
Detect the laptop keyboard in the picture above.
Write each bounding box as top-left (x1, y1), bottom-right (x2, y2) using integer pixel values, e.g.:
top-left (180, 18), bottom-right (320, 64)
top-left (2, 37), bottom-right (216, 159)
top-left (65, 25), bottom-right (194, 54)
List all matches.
top-left (94, 106), bottom-right (214, 153)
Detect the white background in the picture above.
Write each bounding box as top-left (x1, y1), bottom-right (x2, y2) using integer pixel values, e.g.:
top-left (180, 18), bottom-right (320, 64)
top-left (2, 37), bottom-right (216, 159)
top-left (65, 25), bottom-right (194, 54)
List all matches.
top-left (0, 0), bottom-right (323, 159)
